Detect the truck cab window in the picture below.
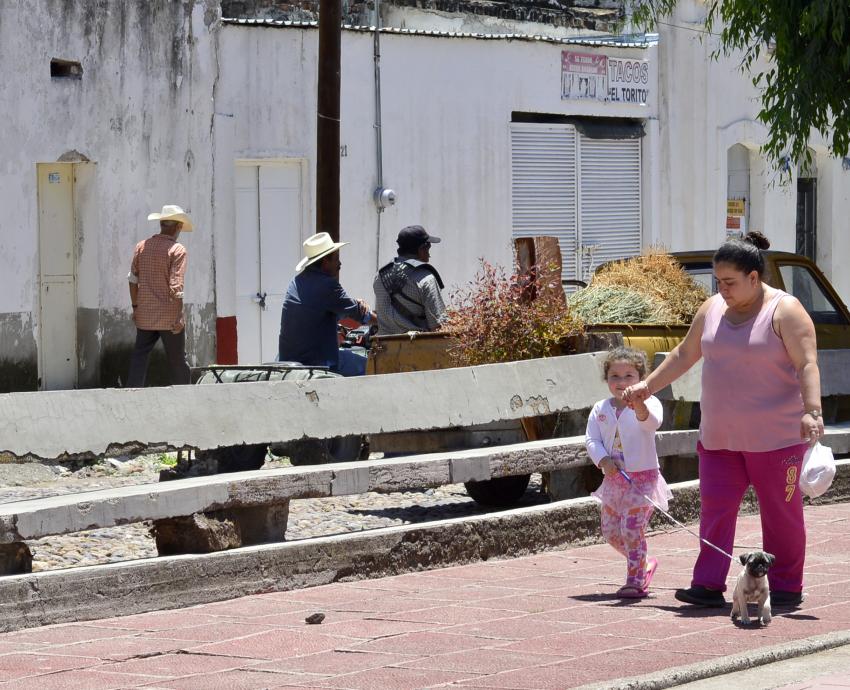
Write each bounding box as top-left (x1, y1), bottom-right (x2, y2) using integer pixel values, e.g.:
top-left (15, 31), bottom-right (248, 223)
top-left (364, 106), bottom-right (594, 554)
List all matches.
top-left (682, 262), bottom-right (716, 295)
top-left (778, 264), bottom-right (848, 325)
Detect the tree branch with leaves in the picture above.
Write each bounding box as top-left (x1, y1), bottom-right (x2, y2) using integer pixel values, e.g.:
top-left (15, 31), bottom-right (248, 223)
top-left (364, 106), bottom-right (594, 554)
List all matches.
top-left (632, 0), bottom-right (850, 169)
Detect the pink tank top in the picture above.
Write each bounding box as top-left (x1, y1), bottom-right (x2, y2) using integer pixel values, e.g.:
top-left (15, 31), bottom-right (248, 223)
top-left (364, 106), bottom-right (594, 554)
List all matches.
top-left (700, 290), bottom-right (803, 452)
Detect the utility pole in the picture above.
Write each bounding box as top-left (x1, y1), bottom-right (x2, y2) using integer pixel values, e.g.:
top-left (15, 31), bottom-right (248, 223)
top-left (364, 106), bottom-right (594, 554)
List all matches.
top-left (316, 0), bottom-right (341, 242)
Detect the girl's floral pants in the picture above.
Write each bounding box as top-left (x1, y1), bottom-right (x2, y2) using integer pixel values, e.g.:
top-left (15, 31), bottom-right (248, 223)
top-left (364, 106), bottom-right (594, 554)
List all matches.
top-left (599, 471), bottom-right (656, 588)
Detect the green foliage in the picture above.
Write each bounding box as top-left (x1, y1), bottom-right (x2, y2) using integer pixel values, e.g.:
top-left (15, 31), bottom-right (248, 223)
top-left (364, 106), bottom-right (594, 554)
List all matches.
top-left (632, 0), bottom-right (850, 169)
top-left (444, 260), bottom-right (585, 366)
top-left (156, 453), bottom-right (177, 467)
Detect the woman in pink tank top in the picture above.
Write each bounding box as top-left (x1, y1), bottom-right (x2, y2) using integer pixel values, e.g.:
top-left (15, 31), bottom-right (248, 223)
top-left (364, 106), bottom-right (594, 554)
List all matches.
top-left (624, 231), bottom-right (823, 612)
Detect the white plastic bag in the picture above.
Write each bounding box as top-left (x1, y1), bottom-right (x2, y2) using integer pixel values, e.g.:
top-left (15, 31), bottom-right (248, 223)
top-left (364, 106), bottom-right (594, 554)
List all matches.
top-left (799, 442), bottom-right (836, 499)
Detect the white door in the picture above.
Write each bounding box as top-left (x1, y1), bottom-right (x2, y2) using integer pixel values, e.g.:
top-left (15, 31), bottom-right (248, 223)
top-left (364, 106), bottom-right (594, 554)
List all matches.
top-left (37, 163), bottom-right (77, 389)
top-left (235, 162), bottom-right (304, 364)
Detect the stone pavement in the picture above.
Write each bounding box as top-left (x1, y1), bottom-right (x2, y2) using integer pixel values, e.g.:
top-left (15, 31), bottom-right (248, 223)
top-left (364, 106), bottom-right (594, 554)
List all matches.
top-left (0, 502), bottom-right (848, 689)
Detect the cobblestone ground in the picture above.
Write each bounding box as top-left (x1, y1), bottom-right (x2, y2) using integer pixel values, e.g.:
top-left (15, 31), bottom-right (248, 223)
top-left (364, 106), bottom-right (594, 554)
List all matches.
top-left (0, 454), bottom-right (548, 572)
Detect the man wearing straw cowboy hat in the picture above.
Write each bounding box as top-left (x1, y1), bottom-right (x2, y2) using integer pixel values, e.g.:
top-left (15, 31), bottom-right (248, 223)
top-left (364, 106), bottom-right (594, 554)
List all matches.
top-left (126, 204), bottom-right (193, 387)
top-left (278, 232), bottom-right (376, 376)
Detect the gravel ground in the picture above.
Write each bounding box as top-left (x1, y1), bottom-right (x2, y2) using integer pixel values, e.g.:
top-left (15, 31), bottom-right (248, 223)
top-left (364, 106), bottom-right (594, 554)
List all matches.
top-left (0, 454), bottom-right (548, 572)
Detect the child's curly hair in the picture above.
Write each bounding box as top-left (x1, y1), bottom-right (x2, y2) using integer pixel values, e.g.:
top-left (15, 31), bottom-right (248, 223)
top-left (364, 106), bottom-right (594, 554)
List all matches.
top-left (602, 346), bottom-right (650, 380)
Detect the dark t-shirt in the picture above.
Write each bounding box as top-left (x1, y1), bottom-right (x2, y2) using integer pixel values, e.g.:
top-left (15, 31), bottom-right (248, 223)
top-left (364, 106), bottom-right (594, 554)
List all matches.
top-left (277, 269), bottom-right (362, 368)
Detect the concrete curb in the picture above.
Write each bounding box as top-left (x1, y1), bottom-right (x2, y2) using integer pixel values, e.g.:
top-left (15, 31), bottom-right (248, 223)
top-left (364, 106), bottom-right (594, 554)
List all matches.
top-left (0, 471), bottom-right (847, 633)
top-left (575, 630), bottom-right (850, 690)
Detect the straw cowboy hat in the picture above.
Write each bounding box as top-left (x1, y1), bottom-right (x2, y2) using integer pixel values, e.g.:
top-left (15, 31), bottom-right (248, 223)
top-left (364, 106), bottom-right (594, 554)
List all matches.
top-left (296, 232), bottom-right (348, 272)
top-left (147, 204), bottom-right (194, 231)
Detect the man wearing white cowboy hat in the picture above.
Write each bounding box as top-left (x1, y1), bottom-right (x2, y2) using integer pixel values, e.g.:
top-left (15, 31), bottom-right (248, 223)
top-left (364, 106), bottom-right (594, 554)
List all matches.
top-left (126, 205), bottom-right (194, 387)
top-left (278, 232), bottom-right (376, 376)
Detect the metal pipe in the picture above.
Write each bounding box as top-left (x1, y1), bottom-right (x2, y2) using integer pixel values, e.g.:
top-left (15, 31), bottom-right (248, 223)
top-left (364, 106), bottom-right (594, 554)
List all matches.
top-left (317, 0), bottom-right (342, 241)
top-left (373, 0), bottom-right (384, 271)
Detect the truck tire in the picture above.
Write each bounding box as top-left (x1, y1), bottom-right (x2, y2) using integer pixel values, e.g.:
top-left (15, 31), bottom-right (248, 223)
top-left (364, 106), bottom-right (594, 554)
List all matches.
top-left (328, 435), bottom-right (363, 462)
top-left (464, 474), bottom-right (531, 507)
top-left (272, 436), bottom-right (363, 465)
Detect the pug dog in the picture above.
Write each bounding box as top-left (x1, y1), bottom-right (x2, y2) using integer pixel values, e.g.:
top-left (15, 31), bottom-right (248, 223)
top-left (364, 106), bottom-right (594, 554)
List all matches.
top-left (731, 551), bottom-right (775, 625)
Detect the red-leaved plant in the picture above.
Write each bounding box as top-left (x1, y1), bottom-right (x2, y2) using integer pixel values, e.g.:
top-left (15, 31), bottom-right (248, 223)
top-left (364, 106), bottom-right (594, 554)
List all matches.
top-left (444, 259), bottom-right (585, 366)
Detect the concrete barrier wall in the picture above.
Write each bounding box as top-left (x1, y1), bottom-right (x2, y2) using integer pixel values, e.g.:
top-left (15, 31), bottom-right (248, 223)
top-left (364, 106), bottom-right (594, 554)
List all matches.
top-left (4, 424), bottom-right (849, 544)
top-left (0, 353), bottom-right (611, 461)
top-left (3, 348), bottom-right (849, 461)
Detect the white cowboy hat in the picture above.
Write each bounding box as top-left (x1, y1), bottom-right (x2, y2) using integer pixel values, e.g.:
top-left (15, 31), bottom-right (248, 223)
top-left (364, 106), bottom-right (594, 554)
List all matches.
top-left (296, 232), bottom-right (348, 273)
top-left (147, 204), bottom-right (194, 231)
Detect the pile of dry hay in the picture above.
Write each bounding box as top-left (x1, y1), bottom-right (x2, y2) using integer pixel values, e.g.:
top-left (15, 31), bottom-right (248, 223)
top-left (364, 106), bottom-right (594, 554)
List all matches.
top-left (568, 251), bottom-right (708, 324)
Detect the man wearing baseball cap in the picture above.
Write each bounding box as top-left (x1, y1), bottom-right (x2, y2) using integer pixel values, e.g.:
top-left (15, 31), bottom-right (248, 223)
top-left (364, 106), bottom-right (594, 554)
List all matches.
top-left (373, 225), bottom-right (447, 335)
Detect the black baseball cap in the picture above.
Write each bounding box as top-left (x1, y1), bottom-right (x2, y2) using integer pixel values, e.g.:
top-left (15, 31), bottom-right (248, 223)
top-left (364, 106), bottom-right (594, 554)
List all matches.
top-left (397, 225), bottom-right (441, 253)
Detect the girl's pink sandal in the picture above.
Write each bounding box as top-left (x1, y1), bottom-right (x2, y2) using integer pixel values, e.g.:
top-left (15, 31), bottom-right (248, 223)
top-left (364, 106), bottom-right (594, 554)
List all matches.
top-left (616, 585), bottom-right (648, 599)
top-left (616, 558), bottom-right (658, 599)
top-left (642, 557), bottom-right (658, 590)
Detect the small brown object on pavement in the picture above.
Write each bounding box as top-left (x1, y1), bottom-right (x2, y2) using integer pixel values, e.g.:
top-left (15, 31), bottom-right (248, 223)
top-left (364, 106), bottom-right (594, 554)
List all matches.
top-left (305, 612), bottom-right (326, 624)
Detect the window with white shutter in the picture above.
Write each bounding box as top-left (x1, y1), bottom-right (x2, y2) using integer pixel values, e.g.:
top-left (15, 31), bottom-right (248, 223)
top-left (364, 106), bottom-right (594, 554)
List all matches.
top-left (510, 124), bottom-right (579, 281)
top-left (510, 122), bottom-right (642, 283)
top-left (578, 136), bottom-right (642, 275)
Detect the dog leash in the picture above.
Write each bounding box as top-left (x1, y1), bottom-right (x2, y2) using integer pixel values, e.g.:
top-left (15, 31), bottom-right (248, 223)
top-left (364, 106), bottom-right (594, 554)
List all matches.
top-left (618, 469), bottom-right (736, 562)
top-left (601, 403), bottom-right (736, 562)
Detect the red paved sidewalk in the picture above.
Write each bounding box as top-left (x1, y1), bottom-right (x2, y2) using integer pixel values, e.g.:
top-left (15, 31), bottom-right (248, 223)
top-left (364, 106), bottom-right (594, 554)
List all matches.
top-left (0, 503), bottom-right (848, 689)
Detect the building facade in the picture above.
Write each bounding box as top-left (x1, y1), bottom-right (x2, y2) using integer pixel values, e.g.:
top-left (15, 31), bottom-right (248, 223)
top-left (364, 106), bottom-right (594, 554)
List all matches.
top-left (1, 0), bottom-right (848, 391)
top-left (0, 0), bottom-right (219, 391)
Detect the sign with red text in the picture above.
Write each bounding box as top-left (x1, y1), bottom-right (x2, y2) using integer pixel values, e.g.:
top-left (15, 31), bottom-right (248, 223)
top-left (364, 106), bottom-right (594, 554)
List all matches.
top-left (561, 51), bottom-right (607, 101)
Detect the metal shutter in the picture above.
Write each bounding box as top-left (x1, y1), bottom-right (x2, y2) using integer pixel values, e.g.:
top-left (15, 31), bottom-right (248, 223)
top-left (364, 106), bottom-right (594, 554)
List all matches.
top-left (510, 124), bottom-right (579, 280)
top-left (578, 137), bottom-right (642, 275)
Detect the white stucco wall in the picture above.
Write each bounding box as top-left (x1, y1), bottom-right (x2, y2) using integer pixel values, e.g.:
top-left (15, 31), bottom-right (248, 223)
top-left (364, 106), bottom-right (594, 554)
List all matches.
top-left (0, 0), bottom-right (219, 386)
top-left (215, 25), bottom-right (658, 313)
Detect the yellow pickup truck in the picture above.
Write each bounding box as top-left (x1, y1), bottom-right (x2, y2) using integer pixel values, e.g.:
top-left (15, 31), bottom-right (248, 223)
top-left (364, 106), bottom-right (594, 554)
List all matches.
top-left (368, 250), bottom-right (850, 505)
top-left (371, 250), bottom-right (850, 371)
top-left (605, 250), bottom-right (850, 357)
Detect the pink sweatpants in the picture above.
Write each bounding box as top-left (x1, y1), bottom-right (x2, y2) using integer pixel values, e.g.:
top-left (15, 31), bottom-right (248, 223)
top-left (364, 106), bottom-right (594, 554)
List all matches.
top-left (693, 441), bottom-right (808, 593)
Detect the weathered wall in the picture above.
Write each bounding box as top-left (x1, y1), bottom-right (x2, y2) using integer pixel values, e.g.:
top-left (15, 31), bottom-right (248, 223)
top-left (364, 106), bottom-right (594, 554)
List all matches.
top-left (214, 24), bottom-right (658, 318)
top-left (0, 0), bottom-right (220, 391)
top-left (656, 0), bottom-right (850, 303)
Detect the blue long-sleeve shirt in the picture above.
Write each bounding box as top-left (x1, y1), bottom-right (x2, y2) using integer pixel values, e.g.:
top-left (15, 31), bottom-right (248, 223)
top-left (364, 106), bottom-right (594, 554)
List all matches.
top-left (277, 269), bottom-right (363, 369)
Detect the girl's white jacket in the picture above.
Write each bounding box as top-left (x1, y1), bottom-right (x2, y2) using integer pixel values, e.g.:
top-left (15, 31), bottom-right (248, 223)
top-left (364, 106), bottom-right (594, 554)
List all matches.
top-left (585, 396), bottom-right (664, 472)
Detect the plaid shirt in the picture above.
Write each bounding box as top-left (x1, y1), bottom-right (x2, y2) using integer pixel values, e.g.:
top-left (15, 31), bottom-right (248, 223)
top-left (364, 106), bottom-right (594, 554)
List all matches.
top-left (129, 234), bottom-right (187, 331)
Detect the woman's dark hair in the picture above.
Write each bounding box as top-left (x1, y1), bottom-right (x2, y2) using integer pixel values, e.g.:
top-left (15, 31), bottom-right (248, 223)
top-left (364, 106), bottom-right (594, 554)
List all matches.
top-left (713, 231), bottom-right (771, 276)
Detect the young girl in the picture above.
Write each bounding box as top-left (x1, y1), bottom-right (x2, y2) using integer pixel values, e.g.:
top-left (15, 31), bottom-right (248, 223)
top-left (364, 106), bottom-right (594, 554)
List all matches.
top-left (585, 346), bottom-right (672, 598)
